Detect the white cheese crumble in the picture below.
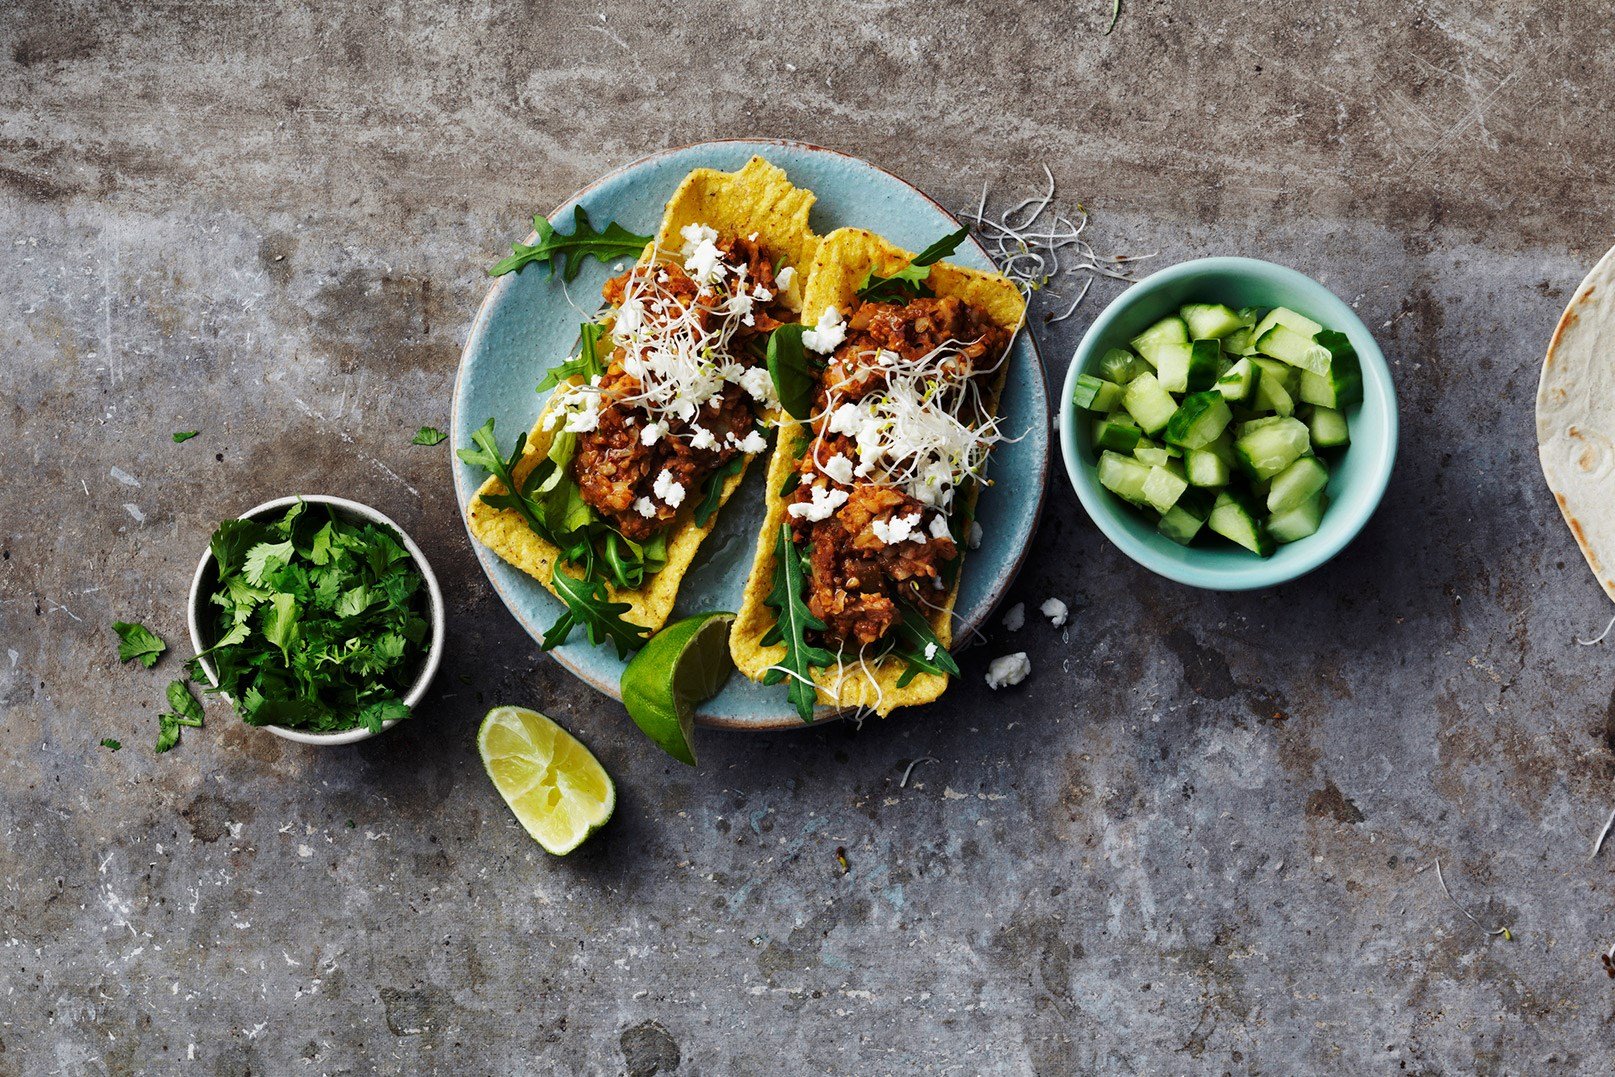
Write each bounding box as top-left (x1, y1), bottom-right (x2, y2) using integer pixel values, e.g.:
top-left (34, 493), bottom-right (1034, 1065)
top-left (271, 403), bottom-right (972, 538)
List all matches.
top-left (923, 642), bottom-right (938, 661)
top-left (820, 453), bottom-right (855, 485)
top-left (689, 425), bottom-right (717, 451)
top-left (787, 484), bottom-right (850, 522)
top-left (1040, 598), bottom-right (1068, 627)
top-left (871, 512), bottom-right (925, 546)
top-left (652, 468), bottom-right (686, 508)
top-left (737, 366), bottom-right (778, 409)
top-left (775, 265), bottom-right (803, 311)
top-left (1002, 602), bottom-right (1025, 631)
top-left (540, 383), bottom-right (601, 433)
top-left (967, 521), bottom-right (982, 549)
top-left (736, 430), bottom-right (768, 454)
top-left (802, 305), bottom-right (847, 354)
top-left (640, 421), bottom-right (663, 447)
top-left (985, 652), bottom-right (1030, 690)
top-left (679, 223), bottom-right (727, 285)
top-left (634, 497), bottom-right (657, 518)
top-left (928, 513), bottom-right (951, 541)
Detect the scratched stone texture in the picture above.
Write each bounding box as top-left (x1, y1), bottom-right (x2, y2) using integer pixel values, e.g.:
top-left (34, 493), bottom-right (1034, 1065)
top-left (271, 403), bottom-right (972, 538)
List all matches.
top-left (3, 2), bottom-right (1615, 1074)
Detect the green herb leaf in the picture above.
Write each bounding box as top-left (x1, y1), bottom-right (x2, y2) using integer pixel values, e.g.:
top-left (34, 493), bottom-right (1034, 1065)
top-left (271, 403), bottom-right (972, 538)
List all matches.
top-left (488, 206), bottom-right (651, 281)
top-left (113, 621), bottom-right (167, 668)
top-left (155, 715), bottom-right (180, 754)
top-left (767, 323), bottom-right (819, 420)
top-left (855, 227), bottom-right (969, 302)
top-left (543, 568), bottom-right (649, 658)
top-left (100, 738), bottom-right (121, 751)
top-left (457, 418), bottom-right (553, 541)
top-left (167, 680), bottom-right (206, 727)
top-left (536, 322), bottom-right (608, 392)
top-left (889, 599), bottom-right (961, 688)
top-left (243, 540), bottom-right (295, 586)
top-left (759, 523), bottom-right (837, 722)
top-left (694, 454), bottom-right (748, 527)
top-left (172, 431), bottom-right (199, 443)
top-left (411, 426), bottom-right (447, 446)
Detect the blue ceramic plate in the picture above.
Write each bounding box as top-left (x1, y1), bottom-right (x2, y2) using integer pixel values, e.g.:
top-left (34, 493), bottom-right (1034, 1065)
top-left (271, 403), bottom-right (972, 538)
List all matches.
top-left (452, 140), bottom-right (1049, 729)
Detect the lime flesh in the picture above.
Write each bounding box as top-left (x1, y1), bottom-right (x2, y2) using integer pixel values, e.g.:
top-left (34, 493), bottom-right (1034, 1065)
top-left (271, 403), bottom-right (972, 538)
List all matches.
top-left (478, 705), bottom-right (614, 854)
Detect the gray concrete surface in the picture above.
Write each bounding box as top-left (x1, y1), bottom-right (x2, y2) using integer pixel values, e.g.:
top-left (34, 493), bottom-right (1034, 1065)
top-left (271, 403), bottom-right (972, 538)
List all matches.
top-left (4, 2), bottom-right (1615, 1073)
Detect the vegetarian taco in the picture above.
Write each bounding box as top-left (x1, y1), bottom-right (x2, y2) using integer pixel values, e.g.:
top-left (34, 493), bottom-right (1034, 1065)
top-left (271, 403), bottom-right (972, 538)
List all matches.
top-left (730, 226), bottom-right (1026, 718)
top-left (462, 157), bottom-right (819, 653)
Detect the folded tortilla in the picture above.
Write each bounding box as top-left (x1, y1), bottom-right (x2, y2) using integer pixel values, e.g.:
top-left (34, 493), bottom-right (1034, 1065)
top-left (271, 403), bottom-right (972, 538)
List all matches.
top-left (1537, 242), bottom-right (1615, 603)
top-left (467, 156), bottom-right (820, 631)
top-left (730, 227), bottom-right (1027, 716)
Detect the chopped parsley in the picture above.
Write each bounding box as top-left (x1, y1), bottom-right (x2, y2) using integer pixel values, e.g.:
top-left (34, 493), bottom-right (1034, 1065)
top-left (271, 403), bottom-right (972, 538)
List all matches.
top-left (113, 621), bottom-right (167, 668)
top-left (488, 206), bottom-right (651, 281)
top-left (411, 426), bottom-right (447, 446)
top-left (100, 738), bottom-right (121, 751)
top-left (173, 431), bottom-right (200, 443)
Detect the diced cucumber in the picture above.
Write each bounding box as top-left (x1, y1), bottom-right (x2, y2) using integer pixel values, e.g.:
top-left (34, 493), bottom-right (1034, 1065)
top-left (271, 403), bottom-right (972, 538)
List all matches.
top-left (1158, 502), bottom-right (1206, 545)
top-left (1214, 357), bottom-right (1260, 404)
top-left (1268, 492), bottom-right (1327, 544)
top-left (1097, 451), bottom-right (1151, 505)
top-left (1208, 490), bottom-right (1274, 557)
top-left (1205, 429), bottom-right (1235, 465)
top-left (1185, 446), bottom-right (1230, 488)
top-left (1092, 415), bottom-right (1141, 453)
top-left (1164, 391), bottom-right (1232, 450)
top-left (1186, 340), bottom-right (1221, 392)
top-left (1130, 315), bottom-right (1188, 357)
top-left (1180, 303), bottom-right (1246, 340)
top-left (1099, 347), bottom-right (1139, 385)
top-left (1073, 374), bottom-right (1122, 412)
top-left (1252, 306), bottom-right (1322, 342)
top-left (1234, 416), bottom-right (1311, 480)
top-left (1250, 356), bottom-right (1298, 394)
top-left (1297, 330), bottom-right (1364, 408)
top-left (1237, 415), bottom-right (1284, 437)
top-left (1307, 405), bottom-right (1350, 448)
top-left (1252, 366), bottom-right (1295, 417)
top-left (1222, 326), bottom-right (1257, 355)
top-left (1256, 324), bottom-right (1333, 376)
top-left (1142, 464), bottom-right (1189, 514)
top-left (1266, 456), bottom-right (1329, 514)
top-left (1134, 442), bottom-right (1174, 467)
top-left (1152, 341), bottom-right (1195, 393)
top-left (1122, 372), bottom-right (1178, 435)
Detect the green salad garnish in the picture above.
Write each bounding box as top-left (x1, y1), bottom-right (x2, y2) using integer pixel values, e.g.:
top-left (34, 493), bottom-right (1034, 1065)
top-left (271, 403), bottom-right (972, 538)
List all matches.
top-left (196, 502), bottom-right (431, 734)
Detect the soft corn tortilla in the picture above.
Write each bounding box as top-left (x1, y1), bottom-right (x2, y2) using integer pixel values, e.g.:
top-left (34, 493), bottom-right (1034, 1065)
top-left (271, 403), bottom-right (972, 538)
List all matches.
top-left (1537, 243), bottom-right (1615, 603)
top-left (730, 227), bottom-right (1027, 716)
top-left (467, 156), bottom-right (819, 632)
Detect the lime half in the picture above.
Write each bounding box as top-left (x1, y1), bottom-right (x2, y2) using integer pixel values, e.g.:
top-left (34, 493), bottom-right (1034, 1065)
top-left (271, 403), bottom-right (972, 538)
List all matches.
top-left (478, 705), bottom-right (615, 855)
top-left (620, 611), bottom-right (735, 766)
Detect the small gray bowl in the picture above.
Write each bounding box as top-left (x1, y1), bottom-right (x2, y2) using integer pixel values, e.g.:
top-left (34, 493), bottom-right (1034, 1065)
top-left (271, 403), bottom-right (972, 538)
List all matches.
top-left (186, 495), bottom-right (446, 746)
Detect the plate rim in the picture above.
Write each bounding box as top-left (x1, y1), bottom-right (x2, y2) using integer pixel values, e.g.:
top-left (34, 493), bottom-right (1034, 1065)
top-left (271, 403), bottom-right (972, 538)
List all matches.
top-left (451, 137), bottom-right (1051, 731)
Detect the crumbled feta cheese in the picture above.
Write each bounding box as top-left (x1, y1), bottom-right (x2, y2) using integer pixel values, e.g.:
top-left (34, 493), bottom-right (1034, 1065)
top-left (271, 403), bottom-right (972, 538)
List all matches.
top-left (738, 366), bottom-right (778, 409)
top-left (689, 425), bottom-right (717, 451)
top-left (736, 430), bottom-right (768, 454)
top-left (1040, 598), bottom-right (1068, 627)
top-left (787, 484), bottom-right (849, 522)
top-left (928, 513), bottom-right (951, 540)
top-left (640, 422), bottom-right (663, 446)
top-left (679, 222), bottom-right (718, 254)
top-left (1002, 602), bottom-right (1025, 631)
top-left (634, 497), bottom-right (657, 518)
top-left (985, 652), bottom-right (1030, 690)
top-left (923, 642), bottom-right (938, 661)
top-left (679, 222), bottom-right (727, 285)
top-left (967, 521), bottom-right (983, 549)
top-left (828, 402), bottom-right (866, 437)
top-left (871, 512), bottom-right (925, 545)
top-left (802, 305), bottom-right (847, 353)
top-left (540, 383), bottom-right (601, 433)
top-left (820, 453), bottom-right (855, 485)
top-left (774, 265), bottom-right (802, 311)
top-left (652, 468), bottom-right (686, 508)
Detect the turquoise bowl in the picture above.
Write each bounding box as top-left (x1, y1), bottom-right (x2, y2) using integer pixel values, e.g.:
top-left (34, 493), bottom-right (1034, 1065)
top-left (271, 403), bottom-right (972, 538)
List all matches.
top-left (1059, 257), bottom-right (1397, 590)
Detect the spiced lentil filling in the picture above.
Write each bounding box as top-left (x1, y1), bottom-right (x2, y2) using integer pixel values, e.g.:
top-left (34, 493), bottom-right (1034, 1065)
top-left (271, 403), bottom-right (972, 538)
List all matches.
top-left (788, 295), bottom-right (1012, 649)
top-left (573, 236), bottom-right (790, 543)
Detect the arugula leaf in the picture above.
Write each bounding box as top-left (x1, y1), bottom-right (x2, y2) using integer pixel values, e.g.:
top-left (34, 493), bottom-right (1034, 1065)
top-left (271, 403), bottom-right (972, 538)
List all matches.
top-left (889, 599), bottom-right (961, 688)
top-left (694, 454), bottom-right (748, 527)
top-left (113, 621), bottom-right (167, 668)
top-left (172, 431), bottom-right (199, 443)
top-left (457, 418), bottom-right (552, 541)
top-left (536, 322), bottom-right (608, 392)
top-left (856, 227), bottom-right (968, 302)
top-left (767, 323), bottom-right (819, 420)
top-left (411, 426), bottom-right (447, 446)
top-left (100, 738), bottom-right (121, 751)
top-left (488, 206), bottom-right (651, 281)
top-left (759, 523), bottom-right (836, 722)
top-left (167, 680), bottom-right (206, 726)
top-left (543, 568), bottom-right (649, 658)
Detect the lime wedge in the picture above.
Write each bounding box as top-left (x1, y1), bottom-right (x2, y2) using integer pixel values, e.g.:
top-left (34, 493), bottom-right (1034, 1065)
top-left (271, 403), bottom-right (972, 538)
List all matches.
top-left (619, 611), bottom-right (735, 766)
top-left (477, 705), bottom-right (615, 854)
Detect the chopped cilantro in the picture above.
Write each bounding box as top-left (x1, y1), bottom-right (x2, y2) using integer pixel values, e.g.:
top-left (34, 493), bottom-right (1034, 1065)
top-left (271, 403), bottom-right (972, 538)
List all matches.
top-left (173, 431), bottom-right (200, 443)
top-left (113, 621), bottom-right (167, 668)
top-left (411, 426), bottom-right (447, 446)
top-left (100, 738), bottom-right (121, 751)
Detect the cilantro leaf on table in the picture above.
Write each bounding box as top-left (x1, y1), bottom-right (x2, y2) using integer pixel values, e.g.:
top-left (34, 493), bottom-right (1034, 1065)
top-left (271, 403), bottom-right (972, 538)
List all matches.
top-left (173, 431), bottom-right (199, 443)
top-left (543, 568), bottom-right (650, 658)
top-left (113, 621), bottom-right (167, 668)
top-left (760, 523), bottom-right (836, 722)
top-left (411, 426), bottom-right (447, 446)
top-left (536, 322), bottom-right (608, 393)
top-left (855, 227), bottom-right (969, 303)
top-left (100, 738), bottom-right (121, 751)
top-left (488, 206), bottom-right (651, 281)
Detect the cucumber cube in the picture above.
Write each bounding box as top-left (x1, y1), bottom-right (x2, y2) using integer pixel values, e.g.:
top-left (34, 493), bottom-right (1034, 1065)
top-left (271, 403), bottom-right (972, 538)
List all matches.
top-left (1252, 368), bottom-right (1295, 417)
top-left (1215, 357), bottom-right (1260, 404)
top-left (1097, 450), bottom-right (1151, 505)
top-left (1307, 405), bottom-right (1350, 448)
top-left (1222, 326), bottom-right (1257, 355)
top-left (1134, 442), bottom-right (1173, 467)
top-left (1267, 456), bottom-right (1329, 514)
top-left (1186, 340), bottom-right (1221, 392)
top-left (1152, 341), bottom-right (1195, 392)
top-left (1297, 331), bottom-right (1364, 408)
top-left (1130, 315), bottom-right (1188, 358)
top-left (1164, 391), bottom-right (1232, 450)
top-left (1256, 324), bottom-right (1333, 376)
top-left (1098, 348), bottom-right (1140, 385)
top-left (1234, 417), bottom-right (1311, 480)
top-left (1252, 306), bottom-right (1323, 342)
top-left (1122, 372), bottom-right (1178, 435)
top-left (1185, 447), bottom-right (1231, 487)
top-left (1268, 492), bottom-right (1327, 544)
top-left (1157, 503), bottom-right (1206, 545)
top-left (1092, 416), bottom-right (1141, 453)
top-left (1073, 374), bottom-right (1122, 412)
top-left (1142, 464), bottom-right (1189, 514)
top-left (1208, 490), bottom-right (1274, 556)
top-left (1250, 357), bottom-right (1299, 394)
top-left (1180, 303), bottom-right (1247, 340)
